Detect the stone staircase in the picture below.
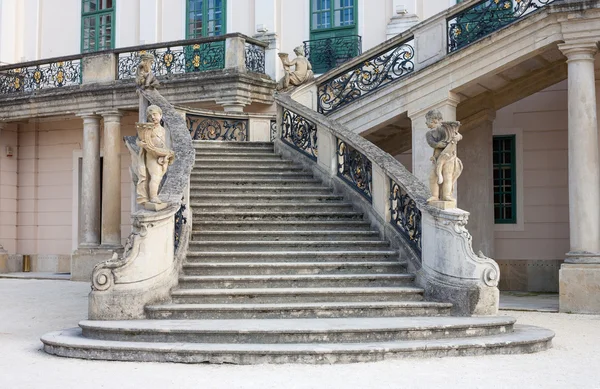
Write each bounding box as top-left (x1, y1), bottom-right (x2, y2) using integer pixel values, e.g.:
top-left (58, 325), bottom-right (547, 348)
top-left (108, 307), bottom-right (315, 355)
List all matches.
top-left (41, 141), bottom-right (553, 364)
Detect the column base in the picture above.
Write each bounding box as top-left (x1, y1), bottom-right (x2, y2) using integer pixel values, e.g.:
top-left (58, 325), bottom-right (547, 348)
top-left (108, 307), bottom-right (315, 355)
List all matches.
top-left (71, 247), bottom-right (123, 282)
top-left (559, 263), bottom-right (600, 314)
top-left (565, 251), bottom-right (600, 264)
top-left (0, 251), bottom-right (8, 273)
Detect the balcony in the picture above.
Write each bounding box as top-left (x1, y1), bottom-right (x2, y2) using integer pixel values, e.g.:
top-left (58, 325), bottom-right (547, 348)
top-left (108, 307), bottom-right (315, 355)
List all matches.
top-left (303, 35), bottom-right (362, 75)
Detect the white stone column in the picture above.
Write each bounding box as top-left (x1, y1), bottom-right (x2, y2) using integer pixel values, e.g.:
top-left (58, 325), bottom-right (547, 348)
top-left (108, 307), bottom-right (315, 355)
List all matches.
top-left (78, 113), bottom-right (102, 248)
top-left (408, 94), bottom-right (459, 185)
top-left (100, 111), bottom-right (123, 249)
top-left (558, 42), bottom-right (600, 263)
top-left (558, 42), bottom-right (600, 314)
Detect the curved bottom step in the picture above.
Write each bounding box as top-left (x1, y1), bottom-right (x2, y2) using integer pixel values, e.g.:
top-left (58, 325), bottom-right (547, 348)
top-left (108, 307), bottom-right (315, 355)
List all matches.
top-left (41, 325), bottom-right (554, 364)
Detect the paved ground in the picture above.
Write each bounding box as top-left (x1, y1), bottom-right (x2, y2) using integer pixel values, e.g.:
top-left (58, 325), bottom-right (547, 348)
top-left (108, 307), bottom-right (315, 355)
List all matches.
top-left (1, 278), bottom-right (599, 389)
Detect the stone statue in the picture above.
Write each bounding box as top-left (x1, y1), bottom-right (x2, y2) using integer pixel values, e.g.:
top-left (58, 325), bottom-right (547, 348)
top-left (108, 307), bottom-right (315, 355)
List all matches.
top-left (277, 46), bottom-right (314, 91)
top-left (135, 53), bottom-right (160, 90)
top-left (425, 109), bottom-right (463, 205)
top-left (127, 105), bottom-right (175, 211)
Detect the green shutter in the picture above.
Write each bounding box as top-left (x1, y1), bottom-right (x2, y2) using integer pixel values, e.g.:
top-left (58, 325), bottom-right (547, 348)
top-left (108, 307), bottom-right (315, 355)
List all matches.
top-left (81, 0), bottom-right (115, 53)
top-left (493, 135), bottom-right (517, 224)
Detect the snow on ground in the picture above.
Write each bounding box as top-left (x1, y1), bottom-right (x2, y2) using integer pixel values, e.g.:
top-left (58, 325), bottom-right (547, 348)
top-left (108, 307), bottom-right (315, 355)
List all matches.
top-left (1, 278), bottom-right (599, 389)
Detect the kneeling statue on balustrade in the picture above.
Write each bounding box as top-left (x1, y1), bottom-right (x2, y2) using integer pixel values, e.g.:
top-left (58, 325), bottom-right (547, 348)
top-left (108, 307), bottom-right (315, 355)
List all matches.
top-left (425, 109), bottom-right (463, 207)
top-left (277, 46), bottom-right (314, 91)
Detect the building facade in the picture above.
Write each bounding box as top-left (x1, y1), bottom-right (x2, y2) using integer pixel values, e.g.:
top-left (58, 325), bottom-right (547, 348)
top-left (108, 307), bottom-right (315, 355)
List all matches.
top-left (0, 0), bottom-right (599, 304)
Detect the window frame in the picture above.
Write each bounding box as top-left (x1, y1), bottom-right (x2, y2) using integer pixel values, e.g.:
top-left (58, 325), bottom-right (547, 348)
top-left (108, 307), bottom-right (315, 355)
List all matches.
top-left (80, 0), bottom-right (116, 54)
top-left (310, 0), bottom-right (358, 33)
top-left (186, 0), bottom-right (227, 39)
top-left (493, 134), bottom-right (517, 224)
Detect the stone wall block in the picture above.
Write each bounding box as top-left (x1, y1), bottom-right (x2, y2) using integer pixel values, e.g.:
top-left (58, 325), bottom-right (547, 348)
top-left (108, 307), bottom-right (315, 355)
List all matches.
top-left (82, 53), bottom-right (117, 84)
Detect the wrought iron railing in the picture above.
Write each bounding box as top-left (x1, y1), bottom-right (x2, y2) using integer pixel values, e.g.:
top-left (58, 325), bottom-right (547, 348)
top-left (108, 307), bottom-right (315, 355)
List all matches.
top-left (448, 0), bottom-right (557, 52)
top-left (281, 108), bottom-right (318, 160)
top-left (270, 119), bottom-right (277, 142)
top-left (304, 35), bottom-right (362, 75)
top-left (118, 41), bottom-right (226, 79)
top-left (337, 139), bottom-right (373, 201)
top-left (245, 43), bottom-right (266, 73)
top-left (174, 203), bottom-right (187, 253)
top-left (186, 113), bottom-right (248, 141)
top-left (317, 38), bottom-right (414, 115)
top-left (0, 57), bottom-right (82, 94)
top-left (390, 180), bottom-right (422, 253)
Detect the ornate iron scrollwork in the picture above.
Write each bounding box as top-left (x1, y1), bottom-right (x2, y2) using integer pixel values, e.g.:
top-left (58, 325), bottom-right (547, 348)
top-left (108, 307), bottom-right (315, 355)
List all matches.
top-left (281, 108), bottom-right (318, 160)
top-left (186, 114), bottom-right (248, 141)
top-left (317, 39), bottom-right (414, 115)
top-left (390, 180), bottom-right (422, 253)
top-left (244, 43), bottom-right (266, 73)
top-left (118, 41), bottom-right (226, 80)
top-left (174, 203), bottom-right (187, 253)
top-left (270, 119), bottom-right (277, 142)
top-left (0, 59), bottom-right (81, 94)
top-left (337, 139), bottom-right (372, 201)
top-left (303, 35), bottom-right (362, 74)
top-left (447, 0), bottom-right (556, 52)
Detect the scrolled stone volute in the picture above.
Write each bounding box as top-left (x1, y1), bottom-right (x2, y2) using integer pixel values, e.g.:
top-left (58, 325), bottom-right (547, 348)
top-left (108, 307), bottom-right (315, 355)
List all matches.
top-left (420, 207), bottom-right (500, 316)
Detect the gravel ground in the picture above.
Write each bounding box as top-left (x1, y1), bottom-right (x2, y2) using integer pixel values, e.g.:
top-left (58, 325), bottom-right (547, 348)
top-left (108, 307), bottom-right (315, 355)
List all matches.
top-left (1, 278), bottom-right (599, 389)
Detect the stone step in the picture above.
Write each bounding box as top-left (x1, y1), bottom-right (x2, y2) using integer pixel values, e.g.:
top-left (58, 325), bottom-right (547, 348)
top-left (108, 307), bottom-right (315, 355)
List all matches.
top-left (193, 158), bottom-right (298, 167)
top-left (193, 141), bottom-right (274, 149)
top-left (187, 240), bottom-right (390, 252)
top-left (185, 250), bottom-right (401, 263)
top-left (192, 220), bottom-right (373, 232)
top-left (191, 231), bottom-right (382, 242)
top-left (193, 165), bottom-right (306, 173)
top-left (191, 171), bottom-right (315, 180)
top-left (77, 316), bottom-right (517, 344)
top-left (194, 211), bottom-right (364, 222)
top-left (144, 301), bottom-right (454, 320)
top-left (191, 202), bottom-right (355, 214)
top-left (181, 261), bottom-right (405, 276)
top-left (190, 186), bottom-right (333, 195)
top-left (190, 178), bottom-right (324, 186)
top-left (195, 146), bottom-right (275, 154)
top-left (42, 325), bottom-right (554, 364)
top-left (177, 274), bottom-right (413, 289)
top-left (170, 286), bottom-right (421, 304)
top-left (190, 194), bottom-right (345, 204)
top-left (194, 152), bottom-right (282, 159)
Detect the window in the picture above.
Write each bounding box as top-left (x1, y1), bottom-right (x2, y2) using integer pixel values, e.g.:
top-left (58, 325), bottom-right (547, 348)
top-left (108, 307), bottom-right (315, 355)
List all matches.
top-left (187, 0), bottom-right (226, 38)
top-left (81, 0), bottom-right (115, 53)
top-left (493, 135), bottom-right (516, 223)
top-left (309, 0), bottom-right (359, 74)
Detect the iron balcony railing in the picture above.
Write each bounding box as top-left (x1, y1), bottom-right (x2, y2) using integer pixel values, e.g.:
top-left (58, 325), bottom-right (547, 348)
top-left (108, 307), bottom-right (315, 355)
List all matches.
top-left (0, 33), bottom-right (267, 95)
top-left (316, 0), bottom-right (558, 115)
top-left (303, 35), bottom-right (362, 75)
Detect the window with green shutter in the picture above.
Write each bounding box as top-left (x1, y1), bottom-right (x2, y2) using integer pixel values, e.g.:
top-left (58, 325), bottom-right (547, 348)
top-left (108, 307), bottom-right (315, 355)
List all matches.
top-left (493, 135), bottom-right (517, 224)
top-left (81, 0), bottom-right (115, 53)
top-left (187, 0), bottom-right (226, 38)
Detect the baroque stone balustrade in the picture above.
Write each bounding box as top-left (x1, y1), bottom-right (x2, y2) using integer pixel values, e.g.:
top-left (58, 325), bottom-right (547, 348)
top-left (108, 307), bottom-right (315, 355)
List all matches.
top-left (275, 93), bottom-right (500, 316)
top-left (0, 33), bottom-right (267, 95)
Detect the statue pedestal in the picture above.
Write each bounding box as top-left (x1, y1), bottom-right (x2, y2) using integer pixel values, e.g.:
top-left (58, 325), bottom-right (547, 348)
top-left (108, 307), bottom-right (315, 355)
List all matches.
top-left (428, 200), bottom-right (457, 210)
top-left (144, 202), bottom-right (169, 211)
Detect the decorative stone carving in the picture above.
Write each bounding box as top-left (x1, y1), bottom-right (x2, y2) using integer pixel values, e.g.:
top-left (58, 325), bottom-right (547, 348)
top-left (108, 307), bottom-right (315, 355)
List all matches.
top-left (126, 105), bottom-right (175, 211)
top-left (277, 46), bottom-right (314, 91)
top-left (135, 53), bottom-right (160, 90)
top-left (425, 109), bottom-right (463, 208)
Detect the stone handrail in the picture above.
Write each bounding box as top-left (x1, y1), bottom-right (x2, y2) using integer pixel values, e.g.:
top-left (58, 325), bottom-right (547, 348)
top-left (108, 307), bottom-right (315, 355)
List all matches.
top-left (88, 88), bottom-right (194, 320)
top-left (275, 93), bottom-right (500, 315)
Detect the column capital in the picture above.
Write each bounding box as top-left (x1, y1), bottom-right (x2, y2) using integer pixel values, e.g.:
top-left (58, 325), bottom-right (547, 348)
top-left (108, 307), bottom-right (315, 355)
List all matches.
top-left (558, 42), bottom-right (598, 62)
top-left (408, 91), bottom-right (461, 119)
top-left (99, 110), bottom-right (124, 123)
top-left (77, 112), bottom-right (101, 122)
